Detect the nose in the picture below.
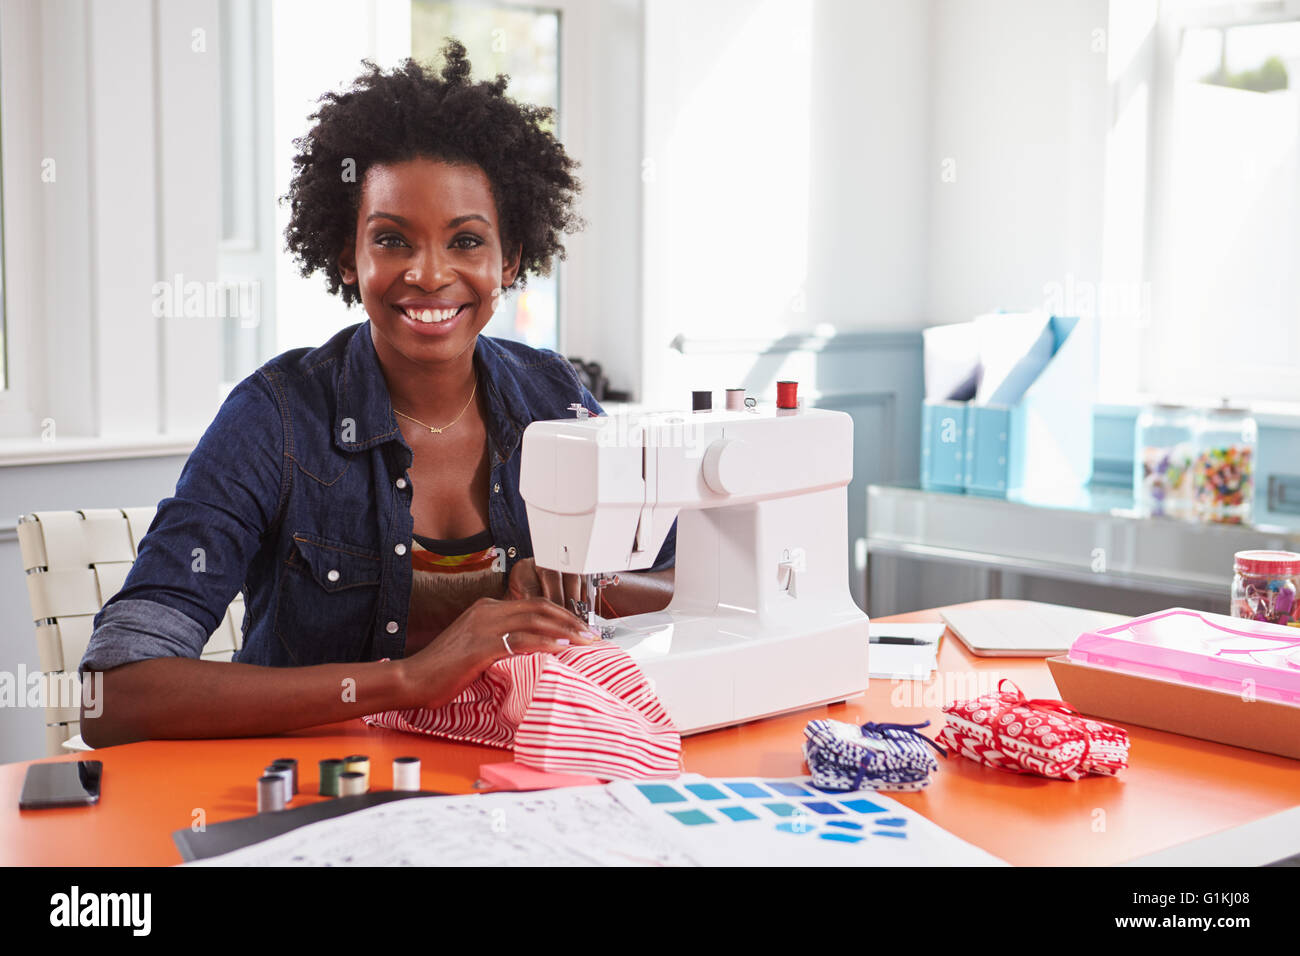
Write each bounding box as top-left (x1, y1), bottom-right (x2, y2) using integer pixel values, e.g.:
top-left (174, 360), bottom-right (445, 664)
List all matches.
top-left (403, 242), bottom-right (455, 290)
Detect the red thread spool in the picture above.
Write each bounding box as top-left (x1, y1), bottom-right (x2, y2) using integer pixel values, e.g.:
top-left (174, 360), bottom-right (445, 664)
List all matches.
top-left (776, 380), bottom-right (798, 409)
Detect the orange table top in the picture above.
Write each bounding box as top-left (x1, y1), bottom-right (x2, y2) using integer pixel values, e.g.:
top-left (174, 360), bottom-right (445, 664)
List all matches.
top-left (4, 607), bottom-right (1299, 867)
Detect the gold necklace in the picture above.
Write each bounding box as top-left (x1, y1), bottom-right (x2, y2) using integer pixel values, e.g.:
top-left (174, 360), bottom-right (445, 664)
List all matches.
top-left (393, 376), bottom-right (478, 435)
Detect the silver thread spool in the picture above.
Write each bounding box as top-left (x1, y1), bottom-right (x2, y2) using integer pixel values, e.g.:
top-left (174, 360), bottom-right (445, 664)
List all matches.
top-left (264, 764), bottom-right (293, 804)
top-left (257, 775), bottom-right (286, 813)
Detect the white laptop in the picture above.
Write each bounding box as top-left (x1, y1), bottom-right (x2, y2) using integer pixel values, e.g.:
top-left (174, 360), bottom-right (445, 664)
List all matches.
top-left (940, 599), bottom-right (1130, 658)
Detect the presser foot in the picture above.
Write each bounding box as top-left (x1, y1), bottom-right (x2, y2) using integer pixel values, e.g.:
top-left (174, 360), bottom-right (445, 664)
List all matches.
top-left (569, 598), bottom-right (618, 641)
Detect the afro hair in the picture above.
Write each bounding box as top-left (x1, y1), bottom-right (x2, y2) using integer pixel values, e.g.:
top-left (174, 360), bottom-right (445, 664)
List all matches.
top-left (282, 38), bottom-right (584, 306)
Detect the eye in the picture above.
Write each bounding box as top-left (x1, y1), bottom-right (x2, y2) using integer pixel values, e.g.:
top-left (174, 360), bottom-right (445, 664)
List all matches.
top-left (373, 232), bottom-right (407, 249)
top-left (452, 233), bottom-right (485, 250)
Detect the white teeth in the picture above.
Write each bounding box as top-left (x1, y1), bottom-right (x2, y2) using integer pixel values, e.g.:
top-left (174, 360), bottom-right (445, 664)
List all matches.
top-left (406, 306), bottom-right (462, 324)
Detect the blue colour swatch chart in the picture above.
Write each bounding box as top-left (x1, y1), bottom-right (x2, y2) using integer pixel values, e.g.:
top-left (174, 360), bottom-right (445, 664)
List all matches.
top-left (633, 779), bottom-right (906, 843)
top-left (609, 775), bottom-right (1006, 866)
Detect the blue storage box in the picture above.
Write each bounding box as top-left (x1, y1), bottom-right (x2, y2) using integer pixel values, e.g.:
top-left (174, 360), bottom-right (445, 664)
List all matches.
top-left (920, 401), bottom-right (968, 491)
top-left (921, 315), bottom-right (1094, 497)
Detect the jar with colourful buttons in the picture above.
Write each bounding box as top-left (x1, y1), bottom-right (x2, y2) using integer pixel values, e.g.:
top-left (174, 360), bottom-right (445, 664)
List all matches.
top-left (1193, 402), bottom-right (1256, 524)
top-left (1231, 550), bottom-right (1300, 627)
top-left (1133, 403), bottom-right (1196, 518)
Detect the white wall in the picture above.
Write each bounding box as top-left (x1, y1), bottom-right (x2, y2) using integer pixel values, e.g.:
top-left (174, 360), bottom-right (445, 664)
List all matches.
top-left (640, 0), bottom-right (1110, 404)
top-left (641, 0), bottom-right (816, 406)
top-left (805, 0), bottom-right (934, 330)
top-left (926, 0), bottom-right (1109, 326)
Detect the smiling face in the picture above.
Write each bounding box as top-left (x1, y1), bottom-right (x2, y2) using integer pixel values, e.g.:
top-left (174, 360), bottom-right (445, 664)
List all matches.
top-left (338, 157), bottom-right (520, 371)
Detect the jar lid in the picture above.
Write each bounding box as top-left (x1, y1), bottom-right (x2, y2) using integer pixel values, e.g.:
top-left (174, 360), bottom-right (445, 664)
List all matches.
top-left (1234, 550), bottom-right (1300, 576)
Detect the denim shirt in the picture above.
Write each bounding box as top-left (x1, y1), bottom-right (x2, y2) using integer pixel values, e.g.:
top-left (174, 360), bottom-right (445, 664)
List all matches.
top-left (80, 322), bottom-right (677, 673)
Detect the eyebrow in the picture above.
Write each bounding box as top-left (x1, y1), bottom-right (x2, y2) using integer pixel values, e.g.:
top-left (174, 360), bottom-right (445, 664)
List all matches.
top-left (366, 211), bottom-right (491, 228)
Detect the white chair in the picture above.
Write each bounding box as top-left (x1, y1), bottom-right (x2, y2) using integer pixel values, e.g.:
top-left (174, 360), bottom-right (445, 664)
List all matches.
top-left (16, 508), bottom-right (245, 755)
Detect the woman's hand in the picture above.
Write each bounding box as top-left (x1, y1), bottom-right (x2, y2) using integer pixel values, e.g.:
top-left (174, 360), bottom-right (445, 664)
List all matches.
top-left (399, 595), bottom-right (599, 704)
top-left (506, 557), bottom-right (588, 613)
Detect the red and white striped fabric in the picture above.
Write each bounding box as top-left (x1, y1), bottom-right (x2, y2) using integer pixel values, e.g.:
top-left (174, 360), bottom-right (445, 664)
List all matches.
top-left (363, 643), bottom-right (682, 780)
top-left (937, 679), bottom-right (1129, 780)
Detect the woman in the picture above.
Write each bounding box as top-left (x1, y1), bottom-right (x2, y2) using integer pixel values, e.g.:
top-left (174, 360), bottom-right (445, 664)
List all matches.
top-left (80, 41), bottom-right (676, 747)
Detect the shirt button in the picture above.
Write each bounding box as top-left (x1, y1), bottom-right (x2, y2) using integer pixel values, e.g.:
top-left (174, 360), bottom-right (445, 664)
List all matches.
top-left (386, 620), bottom-right (399, 634)
top-left (396, 477), bottom-right (408, 490)
top-left (493, 482), bottom-right (501, 494)
top-left (327, 569), bottom-right (340, 582)
top-left (507, 546), bottom-right (517, 558)
top-left (395, 543), bottom-right (408, 556)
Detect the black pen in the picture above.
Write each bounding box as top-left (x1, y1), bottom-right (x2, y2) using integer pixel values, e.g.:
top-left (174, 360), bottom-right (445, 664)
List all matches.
top-left (869, 636), bottom-right (933, 646)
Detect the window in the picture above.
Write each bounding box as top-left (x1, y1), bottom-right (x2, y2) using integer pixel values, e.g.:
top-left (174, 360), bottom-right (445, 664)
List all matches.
top-left (1143, 0), bottom-right (1300, 404)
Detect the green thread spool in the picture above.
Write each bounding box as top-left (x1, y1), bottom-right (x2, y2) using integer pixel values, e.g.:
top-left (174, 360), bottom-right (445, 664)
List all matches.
top-left (319, 758), bottom-right (344, 797)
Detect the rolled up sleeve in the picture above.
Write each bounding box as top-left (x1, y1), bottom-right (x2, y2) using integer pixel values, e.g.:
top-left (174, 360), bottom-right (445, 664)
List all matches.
top-left (79, 599), bottom-right (211, 675)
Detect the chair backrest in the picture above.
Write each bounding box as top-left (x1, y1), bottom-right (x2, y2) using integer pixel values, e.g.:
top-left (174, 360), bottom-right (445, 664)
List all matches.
top-left (16, 508), bottom-right (244, 755)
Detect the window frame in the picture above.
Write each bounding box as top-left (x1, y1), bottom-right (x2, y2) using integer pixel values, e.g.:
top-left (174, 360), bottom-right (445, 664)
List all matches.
top-left (0, 0), bottom-right (44, 440)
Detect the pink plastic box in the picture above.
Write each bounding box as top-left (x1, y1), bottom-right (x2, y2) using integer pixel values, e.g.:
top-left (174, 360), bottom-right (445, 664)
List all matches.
top-left (1068, 608), bottom-right (1300, 706)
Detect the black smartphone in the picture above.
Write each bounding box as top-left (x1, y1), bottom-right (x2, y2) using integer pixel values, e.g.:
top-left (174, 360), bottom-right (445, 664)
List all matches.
top-left (18, 760), bottom-right (103, 809)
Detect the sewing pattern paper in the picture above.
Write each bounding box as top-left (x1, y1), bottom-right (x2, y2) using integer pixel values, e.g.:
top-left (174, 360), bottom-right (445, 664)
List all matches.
top-left (187, 775), bottom-right (1006, 867)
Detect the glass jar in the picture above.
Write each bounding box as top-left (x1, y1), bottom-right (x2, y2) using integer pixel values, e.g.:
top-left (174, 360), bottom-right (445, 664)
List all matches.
top-left (1232, 550), bottom-right (1300, 626)
top-left (1193, 402), bottom-right (1256, 524)
top-left (1134, 404), bottom-right (1197, 518)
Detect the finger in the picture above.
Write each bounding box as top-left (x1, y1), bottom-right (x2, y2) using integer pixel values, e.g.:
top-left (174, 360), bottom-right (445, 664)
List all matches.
top-left (486, 595), bottom-right (588, 630)
top-left (511, 560), bottom-right (543, 599)
top-left (492, 598), bottom-right (600, 643)
top-left (538, 567), bottom-right (564, 607)
top-left (563, 574), bottom-right (585, 614)
top-left (494, 629), bottom-right (579, 661)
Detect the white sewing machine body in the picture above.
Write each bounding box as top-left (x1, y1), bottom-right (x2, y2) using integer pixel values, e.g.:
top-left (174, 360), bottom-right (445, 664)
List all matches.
top-left (520, 404), bottom-right (870, 734)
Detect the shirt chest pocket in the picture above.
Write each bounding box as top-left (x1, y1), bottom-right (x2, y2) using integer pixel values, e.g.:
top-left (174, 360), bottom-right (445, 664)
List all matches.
top-left (288, 533), bottom-right (382, 590)
top-left (274, 533), bottom-right (383, 664)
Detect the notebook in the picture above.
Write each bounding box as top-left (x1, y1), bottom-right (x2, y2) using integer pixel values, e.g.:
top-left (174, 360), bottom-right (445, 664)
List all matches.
top-left (940, 600), bottom-right (1129, 658)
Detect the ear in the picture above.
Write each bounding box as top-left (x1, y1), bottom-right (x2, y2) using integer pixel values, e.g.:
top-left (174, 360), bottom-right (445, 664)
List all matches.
top-left (337, 240), bottom-right (358, 287)
top-left (500, 241), bottom-right (522, 289)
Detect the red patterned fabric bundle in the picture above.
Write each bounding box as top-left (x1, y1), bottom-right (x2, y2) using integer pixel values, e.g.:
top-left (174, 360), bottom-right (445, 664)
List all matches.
top-left (937, 679), bottom-right (1129, 780)
top-left (363, 643), bottom-right (682, 780)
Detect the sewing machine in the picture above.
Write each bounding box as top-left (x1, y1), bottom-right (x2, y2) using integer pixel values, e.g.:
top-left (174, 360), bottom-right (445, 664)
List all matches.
top-left (520, 402), bottom-right (870, 734)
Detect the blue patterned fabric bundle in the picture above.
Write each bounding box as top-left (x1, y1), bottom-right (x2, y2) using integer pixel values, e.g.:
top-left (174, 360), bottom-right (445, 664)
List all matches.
top-left (802, 719), bottom-right (946, 792)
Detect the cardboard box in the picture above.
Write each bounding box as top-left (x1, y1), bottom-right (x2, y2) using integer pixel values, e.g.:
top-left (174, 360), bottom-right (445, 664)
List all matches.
top-left (1046, 654), bottom-right (1300, 761)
